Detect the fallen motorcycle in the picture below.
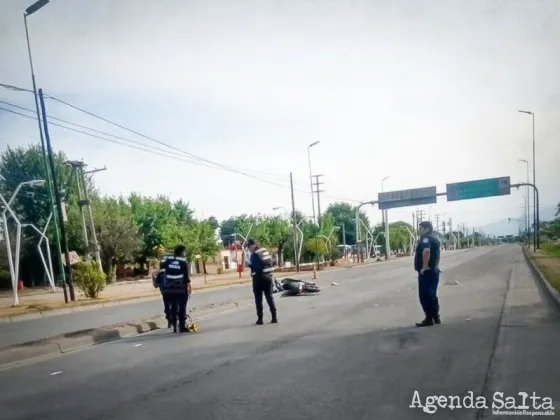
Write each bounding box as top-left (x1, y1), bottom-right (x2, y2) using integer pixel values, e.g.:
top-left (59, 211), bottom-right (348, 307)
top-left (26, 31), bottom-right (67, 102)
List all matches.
top-left (278, 277), bottom-right (321, 296)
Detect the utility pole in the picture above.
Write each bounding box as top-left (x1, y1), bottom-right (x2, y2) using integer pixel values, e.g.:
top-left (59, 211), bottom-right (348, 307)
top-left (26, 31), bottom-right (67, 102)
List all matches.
top-left (312, 175), bottom-right (324, 225)
top-left (312, 174), bottom-right (324, 269)
top-left (83, 166), bottom-right (104, 271)
top-left (412, 212), bottom-right (416, 234)
top-left (289, 173), bottom-right (299, 272)
top-left (39, 89), bottom-right (75, 302)
top-left (435, 214), bottom-right (440, 233)
top-left (342, 223), bottom-right (346, 260)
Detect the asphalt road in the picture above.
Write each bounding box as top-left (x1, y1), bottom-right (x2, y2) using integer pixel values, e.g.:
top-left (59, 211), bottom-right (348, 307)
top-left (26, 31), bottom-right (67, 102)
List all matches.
top-left (1, 244), bottom-right (559, 420)
top-left (1, 249), bottom-right (471, 347)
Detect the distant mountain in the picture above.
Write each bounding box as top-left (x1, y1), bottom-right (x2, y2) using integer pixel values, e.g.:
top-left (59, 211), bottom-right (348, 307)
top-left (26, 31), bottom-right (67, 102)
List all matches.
top-left (480, 207), bottom-right (557, 237)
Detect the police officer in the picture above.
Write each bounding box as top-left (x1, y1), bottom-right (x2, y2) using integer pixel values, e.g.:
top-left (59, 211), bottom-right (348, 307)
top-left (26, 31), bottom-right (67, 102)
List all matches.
top-left (246, 239), bottom-right (278, 324)
top-left (414, 221), bottom-right (441, 327)
top-left (159, 245), bottom-right (192, 333)
top-left (153, 266), bottom-right (172, 328)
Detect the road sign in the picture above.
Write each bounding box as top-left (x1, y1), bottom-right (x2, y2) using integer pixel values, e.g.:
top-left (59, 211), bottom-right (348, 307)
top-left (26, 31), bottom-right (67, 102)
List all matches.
top-left (446, 176), bottom-right (511, 202)
top-left (378, 186), bottom-right (437, 210)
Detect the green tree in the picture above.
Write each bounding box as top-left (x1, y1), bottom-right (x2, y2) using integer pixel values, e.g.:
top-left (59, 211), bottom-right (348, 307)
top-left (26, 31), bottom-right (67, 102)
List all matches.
top-left (195, 221), bottom-right (221, 279)
top-left (305, 237), bottom-right (328, 256)
top-left (261, 216), bottom-right (291, 264)
top-left (325, 202), bottom-right (370, 245)
top-left (93, 196), bottom-right (142, 281)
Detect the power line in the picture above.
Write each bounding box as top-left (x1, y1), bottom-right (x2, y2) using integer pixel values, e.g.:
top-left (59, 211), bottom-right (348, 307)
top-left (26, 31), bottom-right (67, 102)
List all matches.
top-left (45, 94), bottom-right (298, 182)
top-left (0, 104), bottom-right (362, 203)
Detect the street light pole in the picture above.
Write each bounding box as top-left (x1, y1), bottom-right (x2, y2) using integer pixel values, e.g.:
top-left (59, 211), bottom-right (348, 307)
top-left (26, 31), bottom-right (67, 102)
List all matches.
top-left (23, 0), bottom-right (67, 293)
top-left (381, 176), bottom-right (390, 260)
top-left (39, 89), bottom-right (76, 301)
top-left (308, 141), bottom-right (319, 224)
top-left (519, 110), bottom-right (538, 248)
top-left (518, 159), bottom-right (530, 242)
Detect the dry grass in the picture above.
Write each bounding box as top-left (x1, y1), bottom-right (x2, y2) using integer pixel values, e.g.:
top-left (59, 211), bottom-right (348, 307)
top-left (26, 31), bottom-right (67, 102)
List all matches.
top-left (528, 244), bottom-right (560, 293)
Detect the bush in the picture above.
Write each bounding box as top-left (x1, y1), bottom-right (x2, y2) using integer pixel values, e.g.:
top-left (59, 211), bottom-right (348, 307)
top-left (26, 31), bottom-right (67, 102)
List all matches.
top-left (0, 268), bottom-right (10, 289)
top-left (73, 260), bottom-right (106, 299)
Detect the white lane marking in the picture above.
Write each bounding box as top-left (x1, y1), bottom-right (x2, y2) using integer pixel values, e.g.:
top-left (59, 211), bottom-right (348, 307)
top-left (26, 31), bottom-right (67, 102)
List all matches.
top-left (134, 344), bottom-right (142, 347)
top-left (50, 371), bottom-right (63, 376)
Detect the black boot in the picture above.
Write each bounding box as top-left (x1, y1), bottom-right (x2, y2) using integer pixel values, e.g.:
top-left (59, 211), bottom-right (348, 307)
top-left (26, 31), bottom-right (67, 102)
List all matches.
top-left (167, 318), bottom-right (172, 329)
top-left (179, 323), bottom-right (188, 333)
top-left (255, 317), bottom-right (264, 325)
top-left (271, 313), bottom-right (278, 324)
top-left (434, 314), bottom-right (441, 324)
top-left (415, 316), bottom-right (434, 327)
top-left (172, 322), bottom-right (178, 333)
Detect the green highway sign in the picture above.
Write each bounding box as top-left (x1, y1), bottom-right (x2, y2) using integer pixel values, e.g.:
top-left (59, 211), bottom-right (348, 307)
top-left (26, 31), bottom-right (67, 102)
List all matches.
top-left (378, 186), bottom-right (437, 210)
top-left (446, 177), bottom-right (511, 202)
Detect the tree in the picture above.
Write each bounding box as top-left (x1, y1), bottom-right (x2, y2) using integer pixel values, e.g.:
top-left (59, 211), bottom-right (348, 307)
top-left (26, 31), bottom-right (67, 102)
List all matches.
top-left (305, 237), bottom-right (328, 257)
top-left (261, 216), bottom-right (291, 265)
top-left (93, 196), bottom-right (142, 281)
top-left (325, 202), bottom-right (371, 245)
top-left (205, 216), bottom-right (220, 231)
top-left (219, 214), bottom-right (257, 245)
top-left (195, 221), bottom-right (221, 280)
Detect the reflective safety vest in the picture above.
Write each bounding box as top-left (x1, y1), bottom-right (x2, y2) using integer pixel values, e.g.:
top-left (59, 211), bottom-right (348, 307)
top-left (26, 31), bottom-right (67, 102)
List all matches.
top-left (159, 255), bottom-right (189, 292)
top-left (250, 247), bottom-right (275, 281)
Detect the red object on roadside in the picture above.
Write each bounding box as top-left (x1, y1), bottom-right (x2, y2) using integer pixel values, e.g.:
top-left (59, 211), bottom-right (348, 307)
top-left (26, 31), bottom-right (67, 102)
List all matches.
top-left (17, 280), bottom-right (24, 291)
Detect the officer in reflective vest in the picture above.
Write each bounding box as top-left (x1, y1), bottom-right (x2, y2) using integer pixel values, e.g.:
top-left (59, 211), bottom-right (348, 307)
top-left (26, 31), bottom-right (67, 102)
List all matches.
top-left (153, 259), bottom-right (173, 328)
top-left (246, 239), bottom-right (278, 324)
top-left (414, 221), bottom-right (441, 327)
top-left (159, 245), bottom-right (192, 333)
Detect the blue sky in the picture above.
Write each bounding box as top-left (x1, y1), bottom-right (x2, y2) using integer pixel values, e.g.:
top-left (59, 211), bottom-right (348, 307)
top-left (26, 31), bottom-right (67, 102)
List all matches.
top-left (1, 0), bottom-right (559, 234)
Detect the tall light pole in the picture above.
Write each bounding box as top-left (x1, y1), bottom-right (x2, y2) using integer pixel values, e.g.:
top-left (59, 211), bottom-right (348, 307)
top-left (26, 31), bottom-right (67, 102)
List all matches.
top-left (381, 176), bottom-right (390, 260)
top-left (308, 141), bottom-right (320, 224)
top-left (24, 0), bottom-right (68, 294)
top-left (518, 110), bottom-right (538, 248)
top-left (518, 159), bottom-right (530, 242)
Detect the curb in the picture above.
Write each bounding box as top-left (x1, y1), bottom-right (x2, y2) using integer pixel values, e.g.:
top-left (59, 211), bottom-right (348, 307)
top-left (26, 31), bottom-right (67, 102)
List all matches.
top-left (522, 246), bottom-right (560, 312)
top-left (0, 316), bottom-right (167, 370)
top-left (0, 298), bottom-right (257, 369)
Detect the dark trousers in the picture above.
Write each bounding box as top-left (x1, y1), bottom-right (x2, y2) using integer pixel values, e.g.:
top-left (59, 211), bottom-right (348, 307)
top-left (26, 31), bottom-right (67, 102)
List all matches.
top-left (161, 292), bottom-right (172, 320)
top-left (166, 293), bottom-right (188, 326)
top-left (253, 279), bottom-right (277, 319)
top-left (418, 269), bottom-right (440, 318)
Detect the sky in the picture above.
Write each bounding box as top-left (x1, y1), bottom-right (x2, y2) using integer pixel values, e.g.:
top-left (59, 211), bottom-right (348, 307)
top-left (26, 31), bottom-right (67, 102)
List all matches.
top-left (1, 0), bottom-right (559, 235)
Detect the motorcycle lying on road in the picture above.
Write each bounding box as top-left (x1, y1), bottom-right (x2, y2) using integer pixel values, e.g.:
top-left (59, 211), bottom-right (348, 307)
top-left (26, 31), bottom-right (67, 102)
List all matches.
top-left (272, 277), bottom-right (321, 296)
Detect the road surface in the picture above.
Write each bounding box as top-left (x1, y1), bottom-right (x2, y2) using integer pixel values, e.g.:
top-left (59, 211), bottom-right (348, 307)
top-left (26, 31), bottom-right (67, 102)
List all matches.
top-left (1, 245), bottom-right (559, 419)
top-left (1, 249), bottom-right (470, 347)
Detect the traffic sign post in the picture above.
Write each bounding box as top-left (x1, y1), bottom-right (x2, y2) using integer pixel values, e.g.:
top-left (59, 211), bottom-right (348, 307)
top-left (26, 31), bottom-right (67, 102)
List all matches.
top-left (378, 186), bottom-right (437, 210)
top-left (446, 177), bottom-right (511, 202)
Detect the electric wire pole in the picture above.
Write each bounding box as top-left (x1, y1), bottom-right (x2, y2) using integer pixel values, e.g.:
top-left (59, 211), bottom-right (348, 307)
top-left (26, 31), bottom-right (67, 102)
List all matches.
top-left (289, 172), bottom-right (299, 272)
top-left (312, 174), bottom-right (325, 268)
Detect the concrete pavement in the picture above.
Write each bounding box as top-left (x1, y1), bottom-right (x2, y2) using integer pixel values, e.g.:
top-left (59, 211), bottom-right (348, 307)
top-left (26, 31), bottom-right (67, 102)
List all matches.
top-left (1, 245), bottom-right (558, 420)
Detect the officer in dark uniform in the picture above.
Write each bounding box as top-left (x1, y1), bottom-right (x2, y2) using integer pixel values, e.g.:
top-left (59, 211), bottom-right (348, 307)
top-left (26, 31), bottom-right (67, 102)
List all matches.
top-left (414, 221), bottom-right (441, 327)
top-left (153, 263), bottom-right (172, 328)
top-left (246, 239), bottom-right (278, 324)
top-left (159, 245), bottom-right (192, 333)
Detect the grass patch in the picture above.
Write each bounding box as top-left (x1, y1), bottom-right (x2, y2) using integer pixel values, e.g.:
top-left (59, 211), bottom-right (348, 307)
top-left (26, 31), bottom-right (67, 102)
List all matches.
top-left (528, 244), bottom-right (560, 294)
top-left (542, 243), bottom-right (560, 257)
